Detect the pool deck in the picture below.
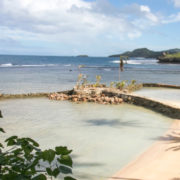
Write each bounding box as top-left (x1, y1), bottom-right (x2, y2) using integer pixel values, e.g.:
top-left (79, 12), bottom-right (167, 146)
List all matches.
top-left (109, 87), bottom-right (180, 180)
top-left (109, 120), bottom-right (180, 180)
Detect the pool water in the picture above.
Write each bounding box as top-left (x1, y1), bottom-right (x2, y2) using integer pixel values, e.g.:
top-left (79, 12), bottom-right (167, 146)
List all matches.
top-left (0, 98), bottom-right (172, 179)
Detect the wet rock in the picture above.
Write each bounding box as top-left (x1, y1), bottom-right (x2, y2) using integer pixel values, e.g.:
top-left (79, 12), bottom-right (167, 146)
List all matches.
top-left (72, 97), bottom-right (78, 102)
top-left (0, 110), bottom-right (3, 118)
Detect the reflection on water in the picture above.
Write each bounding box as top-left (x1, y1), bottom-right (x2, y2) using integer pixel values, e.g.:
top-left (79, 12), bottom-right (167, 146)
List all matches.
top-left (134, 87), bottom-right (180, 107)
top-left (0, 98), bottom-right (172, 180)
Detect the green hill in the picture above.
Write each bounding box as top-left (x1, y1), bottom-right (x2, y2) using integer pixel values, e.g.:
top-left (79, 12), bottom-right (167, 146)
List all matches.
top-left (109, 48), bottom-right (180, 58)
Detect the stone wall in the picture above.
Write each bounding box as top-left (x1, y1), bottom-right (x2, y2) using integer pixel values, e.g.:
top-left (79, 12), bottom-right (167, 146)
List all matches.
top-left (0, 92), bottom-right (50, 100)
top-left (143, 83), bottom-right (180, 89)
top-left (103, 90), bottom-right (180, 119)
top-left (1, 84), bottom-right (180, 119)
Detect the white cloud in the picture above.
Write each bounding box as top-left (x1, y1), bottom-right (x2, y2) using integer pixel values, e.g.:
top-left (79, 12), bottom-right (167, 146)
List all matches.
top-left (0, 0), bottom-right (161, 55)
top-left (162, 12), bottom-right (180, 23)
top-left (140, 5), bottom-right (158, 23)
top-left (172, 0), bottom-right (180, 7)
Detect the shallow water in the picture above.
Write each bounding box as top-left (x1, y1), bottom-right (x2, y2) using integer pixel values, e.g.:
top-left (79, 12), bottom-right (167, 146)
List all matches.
top-left (134, 87), bottom-right (180, 107)
top-left (0, 55), bottom-right (180, 94)
top-left (0, 98), bottom-right (172, 180)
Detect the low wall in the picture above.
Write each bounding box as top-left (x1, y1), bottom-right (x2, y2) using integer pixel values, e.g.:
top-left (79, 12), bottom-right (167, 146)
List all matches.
top-left (103, 90), bottom-right (180, 119)
top-left (0, 90), bottom-right (74, 100)
top-left (0, 93), bottom-right (50, 100)
top-left (143, 83), bottom-right (180, 89)
top-left (1, 85), bottom-right (180, 119)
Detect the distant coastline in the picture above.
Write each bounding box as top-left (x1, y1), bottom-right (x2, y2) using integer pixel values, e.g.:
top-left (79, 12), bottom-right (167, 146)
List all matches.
top-left (109, 48), bottom-right (180, 59)
top-left (76, 55), bottom-right (88, 57)
top-left (158, 52), bottom-right (180, 63)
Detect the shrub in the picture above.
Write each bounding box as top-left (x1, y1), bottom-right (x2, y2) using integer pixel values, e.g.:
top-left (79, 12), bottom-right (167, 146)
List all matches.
top-left (0, 111), bottom-right (76, 180)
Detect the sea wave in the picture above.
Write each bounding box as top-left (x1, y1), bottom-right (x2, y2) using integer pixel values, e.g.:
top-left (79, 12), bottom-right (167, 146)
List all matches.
top-left (20, 64), bottom-right (56, 67)
top-left (64, 64), bottom-right (71, 67)
top-left (0, 63), bottom-right (13, 67)
top-left (104, 68), bottom-right (111, 71)
top-left (111, 59), bottom-right (158, 65)
top-left (0, 63), bottom-right (57, 68)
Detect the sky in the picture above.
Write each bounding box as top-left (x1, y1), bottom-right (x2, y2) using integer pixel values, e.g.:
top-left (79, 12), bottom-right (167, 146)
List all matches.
top-left (0, 0), bottom-right (180, 56)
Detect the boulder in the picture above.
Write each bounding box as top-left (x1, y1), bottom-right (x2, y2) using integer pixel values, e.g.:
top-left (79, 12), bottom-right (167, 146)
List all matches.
top-left (0, 110), bottom-right (3, 118)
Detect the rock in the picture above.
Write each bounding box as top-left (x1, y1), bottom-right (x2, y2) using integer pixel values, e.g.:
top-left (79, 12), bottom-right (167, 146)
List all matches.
top-left (82, 97), bottom-right (87, 102)
top-left (0, 110), bottom-right (3, 118)
top-left (104, 96), bottom-right (110, 102)
top-left (114, 97), bottom-right (119, 103)
top-left (110, 98), bottom-right (114, 104)
top-left (118, 98), bottom-right (123, 103)
top-left (72, 97), bottom-right (78, 102)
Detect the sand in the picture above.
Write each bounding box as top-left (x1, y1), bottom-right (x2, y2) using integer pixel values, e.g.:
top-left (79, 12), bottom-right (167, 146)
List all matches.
top-left (109, 120), bottom-right (180, 180)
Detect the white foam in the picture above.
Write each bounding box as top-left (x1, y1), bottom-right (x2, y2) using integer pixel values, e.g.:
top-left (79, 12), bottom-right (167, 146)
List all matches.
top-left (110, 59), bottom-right (158, 65)
top-left (104, 68), bottom-right (111, 71)
top-left (0, 63), bottom-right (57, 68)
top-left (0, 63), bottom-right (13, 67)
top-left (64, 64), bottom-right (71, 67)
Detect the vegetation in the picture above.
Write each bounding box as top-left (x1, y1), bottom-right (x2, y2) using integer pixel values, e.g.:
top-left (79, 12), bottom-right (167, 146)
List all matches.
top-left (115, 81), bottom-right (126, 90)
top-left (0, 113), bottom-right (76, 180)
top-left (76, 73), bottom-right (142, 92)
top-left (76, 55), bottom-right (88, 57)
top-left (109, 48), bottom-right (180, 58)
top-left (95, 75), bottom-right (101, 87)
top-left (76, 73), bottom-right (83, 87)
top-left (126, 80), bottom-right (143, 92)
top-left (163, 52), bottom-right (180, 58)
top-left (158, 52), bottom-right (180, 63)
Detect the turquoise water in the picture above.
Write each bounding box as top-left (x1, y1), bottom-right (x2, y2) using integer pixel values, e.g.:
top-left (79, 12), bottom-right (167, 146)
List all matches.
top-left (0, 98), bottom-right (172, 180)
top-left (134, 87), bottom-right (180, 107)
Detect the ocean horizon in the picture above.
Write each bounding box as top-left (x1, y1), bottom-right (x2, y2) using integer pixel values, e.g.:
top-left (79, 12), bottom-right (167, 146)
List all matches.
top-left (0, 54), bottom-right (180, 94)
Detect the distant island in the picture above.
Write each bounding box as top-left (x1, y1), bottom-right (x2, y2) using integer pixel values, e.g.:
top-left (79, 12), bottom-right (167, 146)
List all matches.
top-left (109, 48), bottom-right (180, 59)
top-left (158, 52), bottom-right (180, 63)
top-left (77, 55), bottom-right (88, 57)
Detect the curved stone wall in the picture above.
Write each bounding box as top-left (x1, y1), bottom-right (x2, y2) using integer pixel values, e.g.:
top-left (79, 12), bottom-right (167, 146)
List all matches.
top-left (1, 84), bottom-right (180, 119)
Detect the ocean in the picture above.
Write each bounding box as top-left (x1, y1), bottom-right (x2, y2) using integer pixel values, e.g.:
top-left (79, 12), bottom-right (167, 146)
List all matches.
top-left (0, 55), bottom-right (178, 179)
top-left (0, 55), bottom-right (180, 94)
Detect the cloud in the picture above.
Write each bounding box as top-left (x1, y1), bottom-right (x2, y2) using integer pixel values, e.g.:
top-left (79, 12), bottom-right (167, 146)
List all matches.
top-left (162, 12), bottom-right (180, 23)
top-left (0, 0), bottom-right (162, 55)
top-left (0, 0), bottom-right (159, 37)
top-left (172, 0), bottom-right (180, 7)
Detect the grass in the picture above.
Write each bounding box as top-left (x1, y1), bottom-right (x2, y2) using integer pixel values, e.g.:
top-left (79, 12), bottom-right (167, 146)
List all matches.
top-left (164, 52), bottom-right (180, 58)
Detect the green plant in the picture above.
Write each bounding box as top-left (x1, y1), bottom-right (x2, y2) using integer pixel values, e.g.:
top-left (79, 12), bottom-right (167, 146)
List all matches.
top-left (78, 65), bottom-right (85, 74)
top-left (127, 80), bottom-right (143, 92)
top-left (95, 75), bottom-right (101, 87)
top-left (131, 80), bottom-right (136, 85)
top-left (0, 110), bottom-right (75, 180)
top-left (82, 74), bottom-right (88, 87)
top-left (115, 81), bottom-right (126, 90)
top-left (109, 82), bottom-right (115, 88)
top-left (76, 73), bottom-right (83, 87)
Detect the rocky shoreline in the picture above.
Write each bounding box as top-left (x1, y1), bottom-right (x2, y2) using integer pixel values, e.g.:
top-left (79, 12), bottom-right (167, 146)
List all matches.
top-left (49, 87), bottom-right (124, 105)
top-left (1, 83), bottom-right (180, 119)
top-left (158, 57), bottom-right (180, 63)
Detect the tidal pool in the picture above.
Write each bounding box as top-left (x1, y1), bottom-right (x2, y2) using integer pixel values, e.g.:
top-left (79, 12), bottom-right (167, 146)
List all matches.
top-left (133, 87), bottom-right (180, 107)
top-left (0, 98), bottom-right (172, 180)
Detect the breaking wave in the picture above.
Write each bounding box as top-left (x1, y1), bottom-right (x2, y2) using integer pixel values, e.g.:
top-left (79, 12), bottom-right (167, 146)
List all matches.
top-left (0, 63), bottom-right (57, 68)
top-left (111, 59), bottom-right (158, 65)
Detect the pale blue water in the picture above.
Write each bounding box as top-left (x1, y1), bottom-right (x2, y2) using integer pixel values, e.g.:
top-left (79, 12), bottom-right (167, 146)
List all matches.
top-left (0, 55), bottom-right (178, 179)
top-left (0, 98), bottom-right (172, 180)
top-left (0, 55), bottom-right (180, 94)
